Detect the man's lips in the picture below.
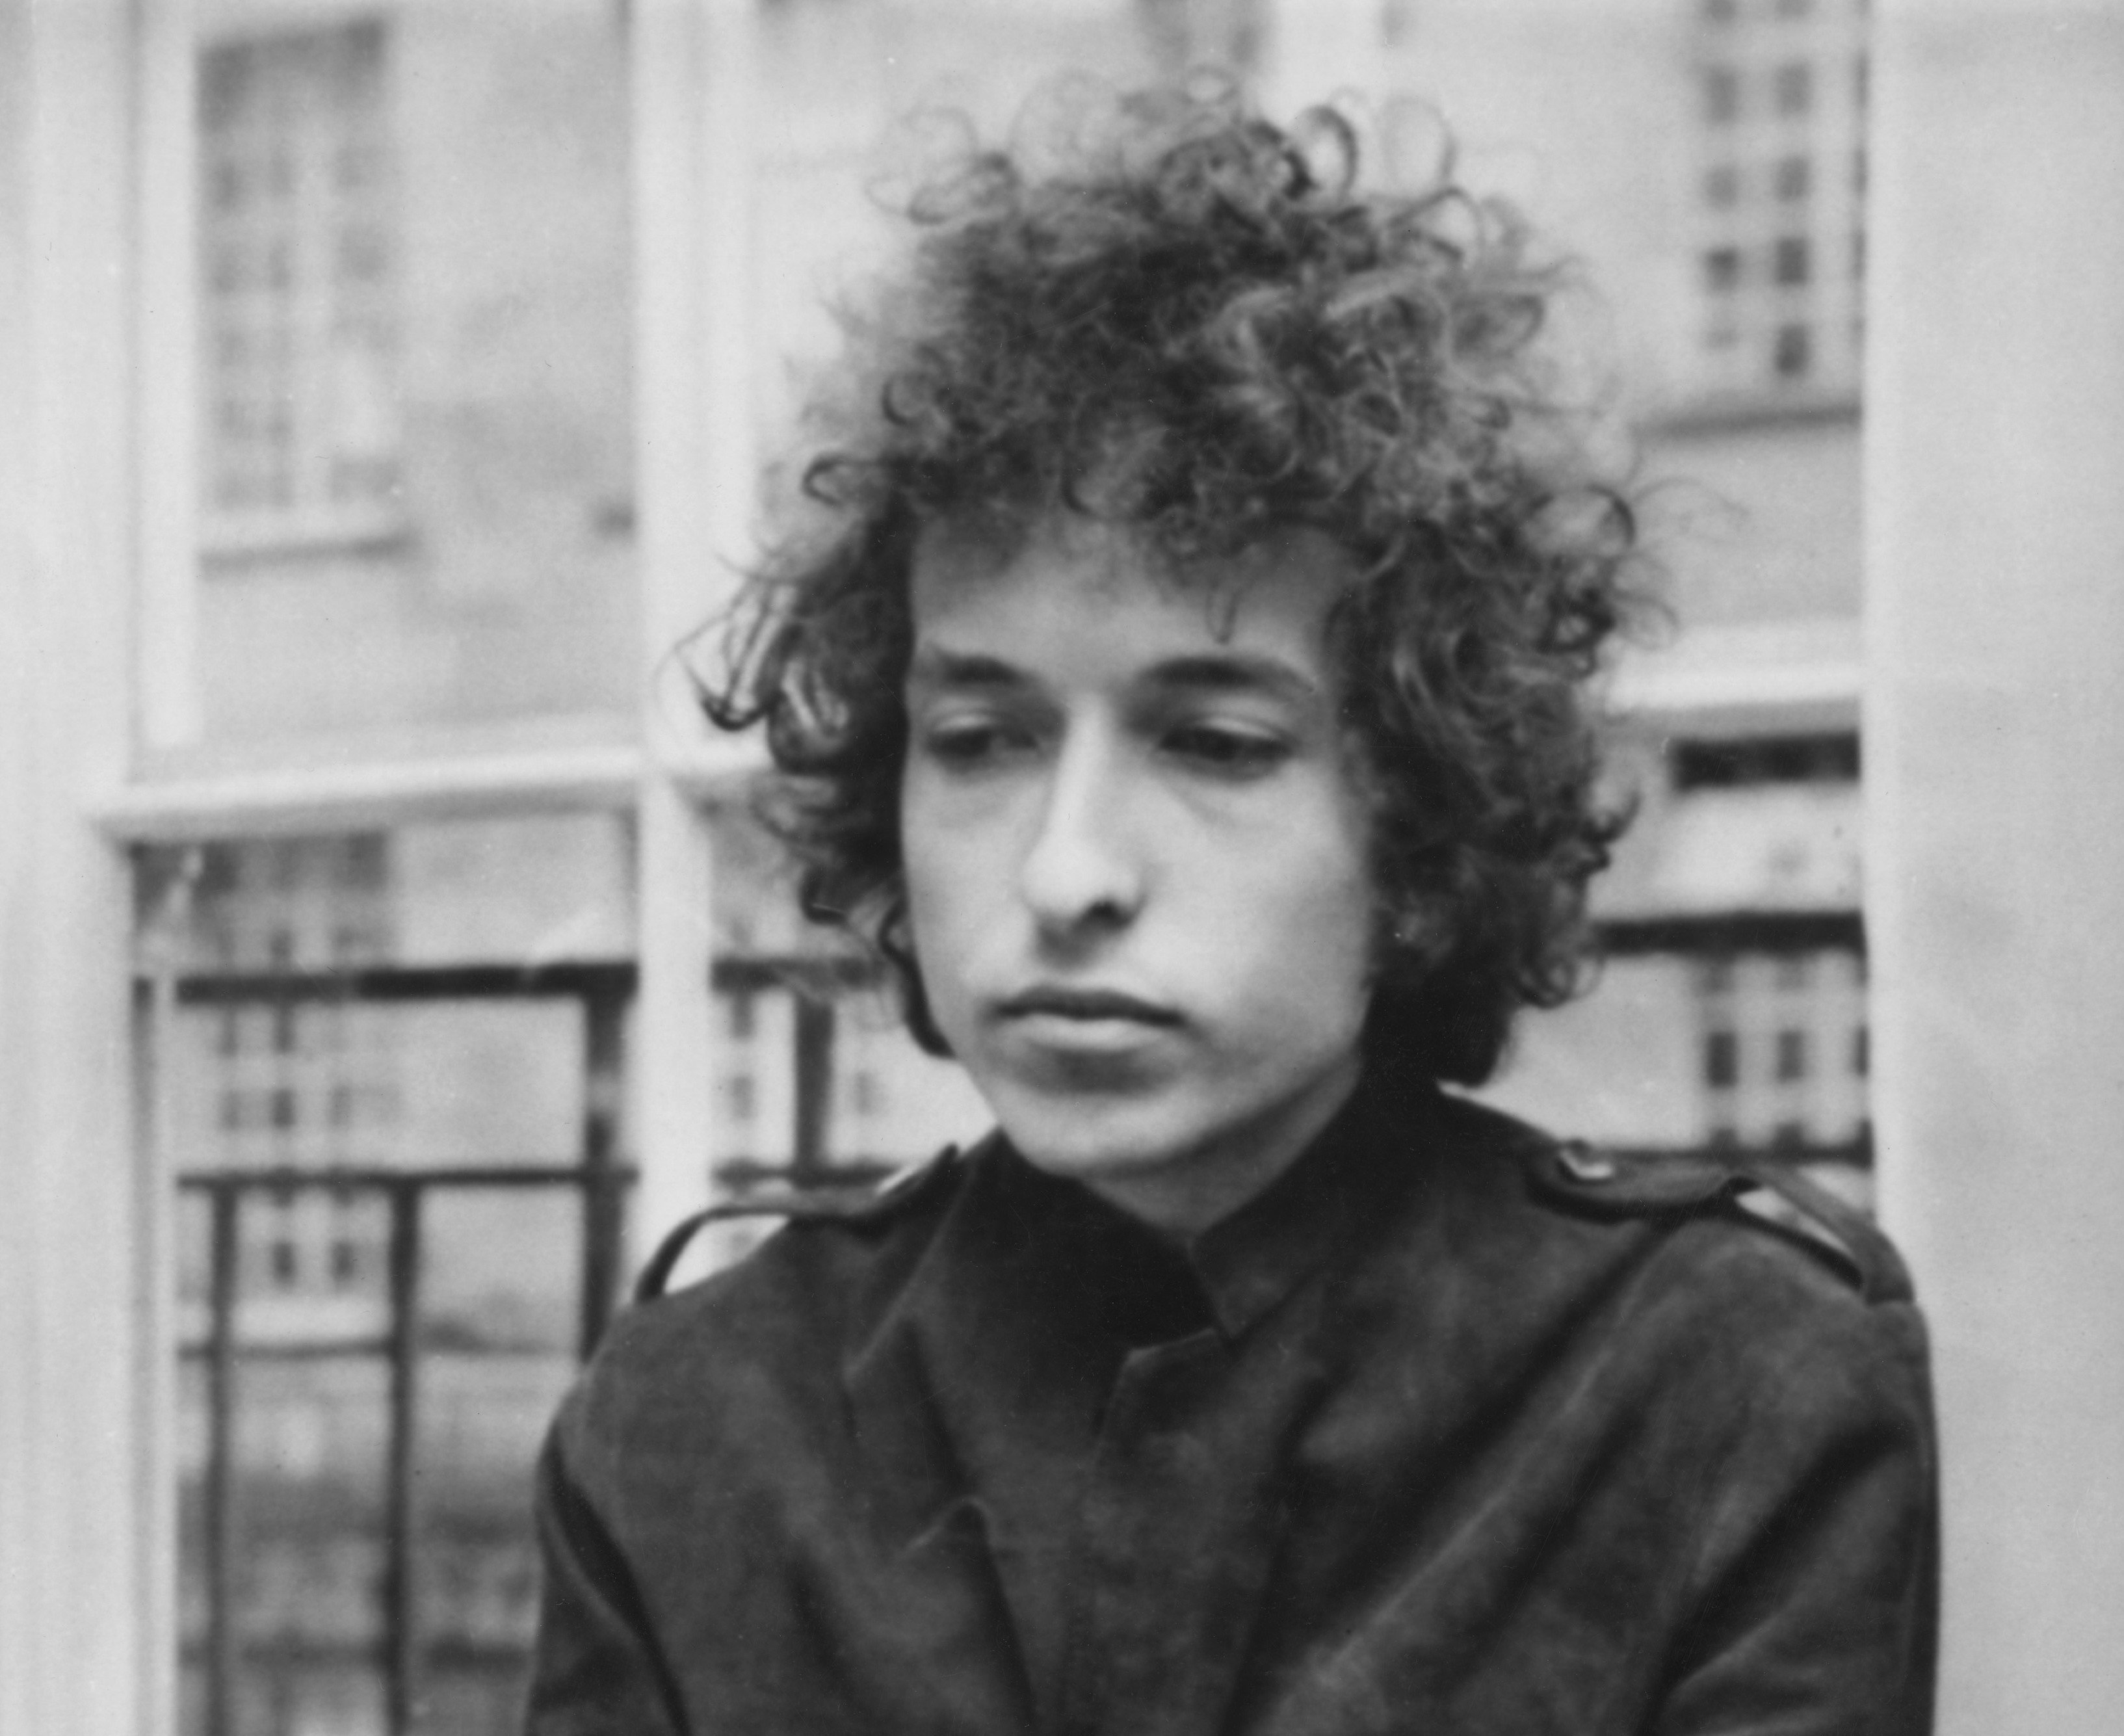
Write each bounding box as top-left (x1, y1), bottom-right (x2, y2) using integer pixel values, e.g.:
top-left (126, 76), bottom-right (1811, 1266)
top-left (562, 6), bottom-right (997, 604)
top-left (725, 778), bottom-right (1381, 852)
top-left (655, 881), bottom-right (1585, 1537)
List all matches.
top-left (995, 986), bottom-right (1183, 1026)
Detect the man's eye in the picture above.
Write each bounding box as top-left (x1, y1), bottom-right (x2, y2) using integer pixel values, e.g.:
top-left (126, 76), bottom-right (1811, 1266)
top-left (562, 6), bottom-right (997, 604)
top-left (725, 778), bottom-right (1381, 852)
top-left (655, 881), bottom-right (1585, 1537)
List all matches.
top-left (1162, 724), bottom-right (1290, 776)
top-left (919, 720), bottom-right (1032, 769)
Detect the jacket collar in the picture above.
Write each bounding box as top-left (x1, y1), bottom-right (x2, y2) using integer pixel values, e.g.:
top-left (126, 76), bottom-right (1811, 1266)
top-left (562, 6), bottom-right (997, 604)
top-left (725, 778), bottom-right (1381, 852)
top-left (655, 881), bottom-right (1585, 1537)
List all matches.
top-left (982, 1064), bottom-right (1438, 1344)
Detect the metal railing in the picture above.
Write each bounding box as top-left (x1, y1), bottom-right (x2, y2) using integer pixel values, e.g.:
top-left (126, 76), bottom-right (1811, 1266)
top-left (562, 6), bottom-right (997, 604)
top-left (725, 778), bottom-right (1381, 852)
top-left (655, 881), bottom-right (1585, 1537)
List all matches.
top-left (170, 959), bottom-right (638, 1736)
top-left (179, 1164), bottom-right (631, 1736)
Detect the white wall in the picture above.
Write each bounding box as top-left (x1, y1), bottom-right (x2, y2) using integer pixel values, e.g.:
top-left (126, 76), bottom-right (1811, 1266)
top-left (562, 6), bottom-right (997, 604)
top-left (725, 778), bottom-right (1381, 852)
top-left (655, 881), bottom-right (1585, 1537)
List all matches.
top-left (0, 2), bottom-right (160, 1732)
top-left (1865, 5), bottom-right (2124, 1729)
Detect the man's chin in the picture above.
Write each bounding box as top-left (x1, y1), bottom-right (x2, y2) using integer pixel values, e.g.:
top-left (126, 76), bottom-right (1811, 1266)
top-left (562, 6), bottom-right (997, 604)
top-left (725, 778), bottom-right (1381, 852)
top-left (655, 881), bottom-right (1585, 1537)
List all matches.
top-left (986, 1089), bottom-right (1194, 1187)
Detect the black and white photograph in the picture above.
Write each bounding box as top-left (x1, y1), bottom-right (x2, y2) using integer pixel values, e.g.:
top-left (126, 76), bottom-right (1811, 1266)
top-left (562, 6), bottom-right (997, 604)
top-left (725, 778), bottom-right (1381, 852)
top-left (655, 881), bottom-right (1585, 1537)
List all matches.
top-left (4, 2), bottom-right (2119, 1733)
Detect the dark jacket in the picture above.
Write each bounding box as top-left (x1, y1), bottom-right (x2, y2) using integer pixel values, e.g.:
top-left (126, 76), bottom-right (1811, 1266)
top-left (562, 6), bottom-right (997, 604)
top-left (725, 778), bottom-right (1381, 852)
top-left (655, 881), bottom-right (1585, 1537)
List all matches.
top-left (525, 1070), bottom-right (1937, 1735)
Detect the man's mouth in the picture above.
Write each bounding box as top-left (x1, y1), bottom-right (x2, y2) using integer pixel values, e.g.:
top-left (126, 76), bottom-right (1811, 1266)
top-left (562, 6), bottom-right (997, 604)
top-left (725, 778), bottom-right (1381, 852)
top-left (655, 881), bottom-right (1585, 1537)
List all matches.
top-left (996, 986), bottom-right (1182, 1026)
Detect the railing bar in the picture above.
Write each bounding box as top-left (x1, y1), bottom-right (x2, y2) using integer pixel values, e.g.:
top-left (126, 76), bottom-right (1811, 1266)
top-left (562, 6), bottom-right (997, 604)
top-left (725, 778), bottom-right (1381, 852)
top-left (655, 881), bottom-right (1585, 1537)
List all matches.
top-left (384, 1181), bottom-right (423, 1735)
top-left (203, 1183), bottom-right (241, 1736)
top-left (177, 1337), bottom-right (399, 1362)
top-left (791, 998), bottom-right (835, 1186)
top-left (177, 1635), bottom-right (542, 1669)
top-left (1596, 912), bottom-right (1867, 957)
top-left (164, 960), bottom-right (638, 1006)
top-left (174, 1164), bottom-right (639, 1192)
top-left (149, 951), bottom-right (887, 1006)
top-left (578, 986), bottom-right (627, 1358)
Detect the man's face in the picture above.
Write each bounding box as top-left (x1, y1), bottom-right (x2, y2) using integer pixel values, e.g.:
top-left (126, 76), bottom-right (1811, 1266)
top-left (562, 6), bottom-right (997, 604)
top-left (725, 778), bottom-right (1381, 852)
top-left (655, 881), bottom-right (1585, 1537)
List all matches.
top-left (901, 515), bottom-right (1378, 1233)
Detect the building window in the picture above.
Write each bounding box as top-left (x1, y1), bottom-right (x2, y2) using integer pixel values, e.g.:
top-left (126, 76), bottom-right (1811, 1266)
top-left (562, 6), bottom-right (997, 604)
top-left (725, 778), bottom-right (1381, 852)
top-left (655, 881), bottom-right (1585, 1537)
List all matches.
top-left (1774, 322), bottom-right (1813, 377)
top-left (198, 21), bottom-right (400, 536)
top-left (1673, 731), bottom-right (1860, 789)
top-left (1772, 60), bottom-right (1815, 114)
top-left (1688, 0), bottom-right (1868, 398)
top-left (1704, 1029), bottom-right (1740, 1088)
top-left (1693, 948), bottom-right (1867, 1151)
top-left (1703, 65), bottom-right (1741, 124)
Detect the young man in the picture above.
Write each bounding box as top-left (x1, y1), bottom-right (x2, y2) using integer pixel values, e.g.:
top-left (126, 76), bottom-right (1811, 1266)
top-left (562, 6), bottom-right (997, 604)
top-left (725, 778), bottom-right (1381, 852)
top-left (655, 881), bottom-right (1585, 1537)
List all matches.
top-left (525, 87), bottom-right (1936, 1735)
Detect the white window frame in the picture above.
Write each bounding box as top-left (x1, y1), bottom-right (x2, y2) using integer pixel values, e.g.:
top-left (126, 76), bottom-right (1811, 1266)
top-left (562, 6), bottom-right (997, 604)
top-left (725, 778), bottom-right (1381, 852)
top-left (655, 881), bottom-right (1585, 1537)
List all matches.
top-left (1, 3), bottom-right (759, 1730)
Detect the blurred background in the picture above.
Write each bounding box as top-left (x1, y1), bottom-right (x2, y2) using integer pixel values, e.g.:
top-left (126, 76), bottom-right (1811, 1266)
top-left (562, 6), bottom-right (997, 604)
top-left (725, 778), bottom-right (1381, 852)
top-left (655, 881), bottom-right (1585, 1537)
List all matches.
top-left (7, 2), bottom-right (2123, 1734)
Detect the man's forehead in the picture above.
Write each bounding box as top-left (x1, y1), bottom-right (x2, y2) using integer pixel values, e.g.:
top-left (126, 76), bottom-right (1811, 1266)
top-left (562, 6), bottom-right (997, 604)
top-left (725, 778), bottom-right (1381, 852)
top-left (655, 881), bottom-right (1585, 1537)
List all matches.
top-left (908, 512), bottom-right (1357, 618)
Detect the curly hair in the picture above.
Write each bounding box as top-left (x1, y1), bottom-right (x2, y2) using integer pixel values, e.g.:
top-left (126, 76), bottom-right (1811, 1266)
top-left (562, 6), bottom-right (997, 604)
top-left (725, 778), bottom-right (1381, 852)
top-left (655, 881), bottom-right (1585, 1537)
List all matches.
top-left (704, 81), bottom-right (1645, 1086)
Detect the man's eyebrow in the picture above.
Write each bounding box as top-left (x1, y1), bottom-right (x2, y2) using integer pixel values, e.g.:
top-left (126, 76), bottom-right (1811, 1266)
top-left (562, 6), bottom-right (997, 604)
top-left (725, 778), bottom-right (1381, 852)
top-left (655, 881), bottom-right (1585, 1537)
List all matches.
top-left (904, 646), bottom-right (1321, 704)
top-left (905, 646), bottom-right (1028, 689)
top-left (1143, 654), bottom-right (1322, 705)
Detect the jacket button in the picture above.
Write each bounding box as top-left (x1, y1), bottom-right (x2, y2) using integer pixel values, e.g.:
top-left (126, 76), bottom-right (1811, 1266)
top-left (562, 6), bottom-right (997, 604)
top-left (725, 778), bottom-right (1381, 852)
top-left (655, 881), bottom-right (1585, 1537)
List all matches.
top-left (1558, 1145), bottom-right (1618, 1183)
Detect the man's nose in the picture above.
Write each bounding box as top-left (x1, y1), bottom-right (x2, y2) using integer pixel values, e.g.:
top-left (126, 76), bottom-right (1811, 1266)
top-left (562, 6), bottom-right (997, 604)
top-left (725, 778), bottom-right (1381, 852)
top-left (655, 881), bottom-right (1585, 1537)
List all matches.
top-left (1016, 724), bottom-right (1144, 937)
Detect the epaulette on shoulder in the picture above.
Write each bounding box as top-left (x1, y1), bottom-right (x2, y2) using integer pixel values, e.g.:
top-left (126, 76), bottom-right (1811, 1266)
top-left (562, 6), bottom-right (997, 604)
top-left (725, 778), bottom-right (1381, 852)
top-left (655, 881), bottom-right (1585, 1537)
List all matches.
top-left (631, 1142), bottom-right (973, 1304)
top-left (1524, 1141), bottom-right (1914, 1306)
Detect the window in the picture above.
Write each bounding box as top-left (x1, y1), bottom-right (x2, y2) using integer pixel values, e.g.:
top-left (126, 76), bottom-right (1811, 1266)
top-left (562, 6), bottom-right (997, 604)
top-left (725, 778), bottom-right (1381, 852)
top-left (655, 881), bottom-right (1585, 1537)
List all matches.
top-left (1688, 0), bottom-right (1868, 397)
top-left (199, 21), bottom-right (401, 538)
top-left (1704, 1029), bottom-right (1740, 1088)
top-left (1772, 60), bottom-right (1814, 114)
top-left (1692, 948), bottom-right (1868, 1153)
top-left (1703, 65), bottom-right (1741, 124)
top-left (1672, 731), bottom-right (1861, 789)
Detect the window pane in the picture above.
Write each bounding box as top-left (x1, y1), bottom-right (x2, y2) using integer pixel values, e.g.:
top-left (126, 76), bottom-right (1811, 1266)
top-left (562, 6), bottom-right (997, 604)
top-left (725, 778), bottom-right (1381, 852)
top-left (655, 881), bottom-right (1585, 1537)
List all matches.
top-left (188, 2), bottom-right (638, 745)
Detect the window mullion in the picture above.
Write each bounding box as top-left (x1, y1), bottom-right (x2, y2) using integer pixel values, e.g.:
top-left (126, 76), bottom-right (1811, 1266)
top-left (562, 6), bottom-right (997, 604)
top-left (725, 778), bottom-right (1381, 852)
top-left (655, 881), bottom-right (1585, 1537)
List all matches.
top-left (629, 0), bottom-right (760, 1256)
